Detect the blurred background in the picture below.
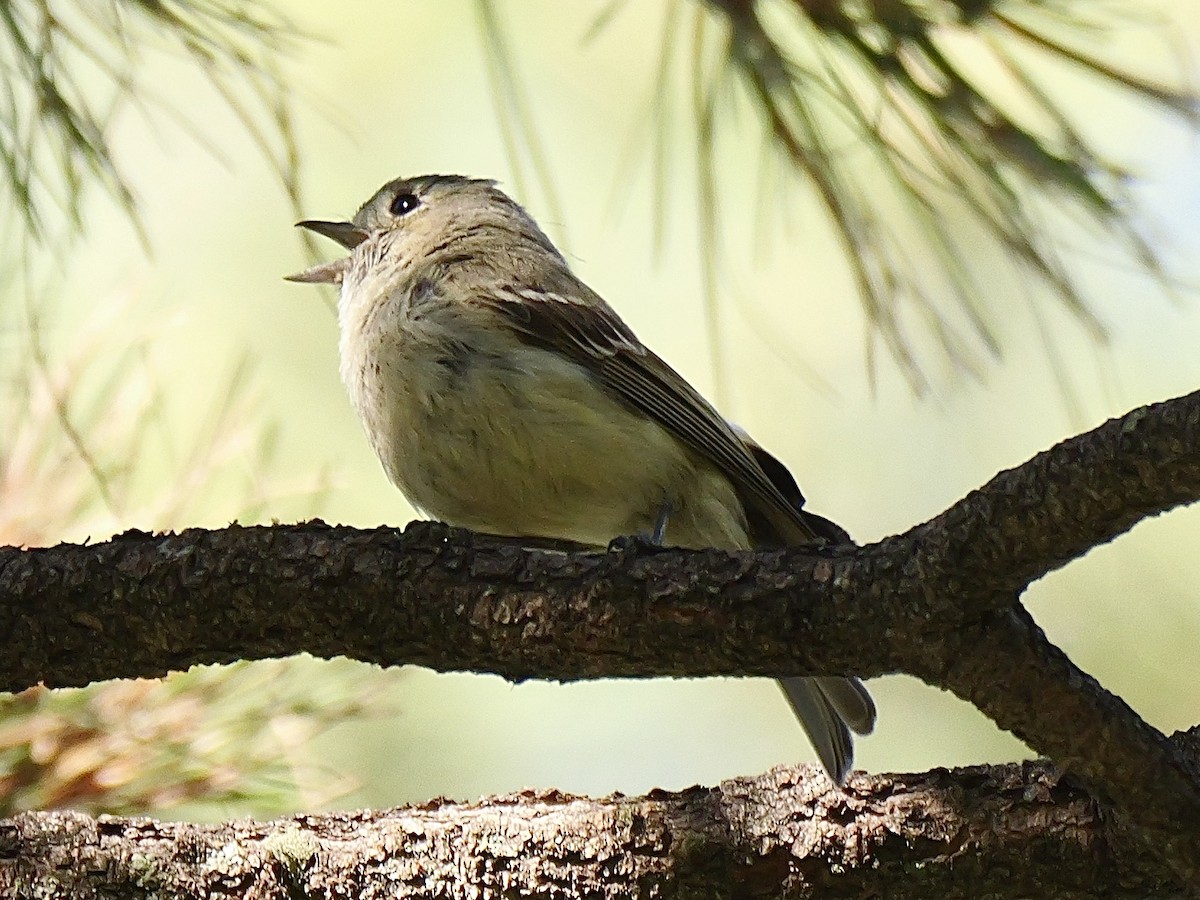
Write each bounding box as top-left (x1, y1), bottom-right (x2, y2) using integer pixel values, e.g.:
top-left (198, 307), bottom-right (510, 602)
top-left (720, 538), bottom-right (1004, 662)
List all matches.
top-left (1, 0), bottom-right (1199, 819)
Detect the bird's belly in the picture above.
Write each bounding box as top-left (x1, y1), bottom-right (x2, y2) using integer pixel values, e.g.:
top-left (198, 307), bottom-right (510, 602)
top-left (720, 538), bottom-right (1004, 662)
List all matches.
top-left (357, 342), bottom-right (708, 546)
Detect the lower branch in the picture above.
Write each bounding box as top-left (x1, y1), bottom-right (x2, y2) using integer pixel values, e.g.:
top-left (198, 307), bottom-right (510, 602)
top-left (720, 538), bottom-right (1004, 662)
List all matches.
top-left (926, 603), bottom-right (1200, 881)
top-left (0, 762), bottom-right (1181, 899)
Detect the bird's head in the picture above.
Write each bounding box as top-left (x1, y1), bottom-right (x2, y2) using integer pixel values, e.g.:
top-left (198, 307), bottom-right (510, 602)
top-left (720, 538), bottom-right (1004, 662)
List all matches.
top-left (284, 174), bottom-right (556, 286)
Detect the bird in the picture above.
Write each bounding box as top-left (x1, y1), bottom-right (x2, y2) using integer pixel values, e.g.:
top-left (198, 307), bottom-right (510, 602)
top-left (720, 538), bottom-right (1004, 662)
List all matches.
top-left (286, 174), bottom-right (874, 783)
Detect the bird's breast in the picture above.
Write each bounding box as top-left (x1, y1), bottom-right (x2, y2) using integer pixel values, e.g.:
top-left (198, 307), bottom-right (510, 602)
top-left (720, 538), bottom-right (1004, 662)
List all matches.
top-left (337, 281), bottom-right (747, 548)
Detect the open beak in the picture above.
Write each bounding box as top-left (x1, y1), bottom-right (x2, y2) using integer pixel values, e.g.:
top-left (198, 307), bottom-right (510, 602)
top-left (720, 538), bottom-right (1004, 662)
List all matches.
top-left (295, 219), bottom-right (369, 249)
top-left (284, 219), bottom-right (371, 284)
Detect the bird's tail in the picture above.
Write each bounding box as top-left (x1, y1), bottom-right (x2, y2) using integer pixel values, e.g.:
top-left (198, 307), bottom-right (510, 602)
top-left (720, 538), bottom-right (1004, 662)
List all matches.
top-left (728, 424), bottom-right (875, 782)
top-left (778, 675), bottom-right (876, 785)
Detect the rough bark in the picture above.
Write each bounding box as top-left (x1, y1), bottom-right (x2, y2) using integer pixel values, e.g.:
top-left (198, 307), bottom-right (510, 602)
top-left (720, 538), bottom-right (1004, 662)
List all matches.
top-left (2, 389), bottom-right (1200, 888)
top-left (0, 761), bottom-right (1187, 899)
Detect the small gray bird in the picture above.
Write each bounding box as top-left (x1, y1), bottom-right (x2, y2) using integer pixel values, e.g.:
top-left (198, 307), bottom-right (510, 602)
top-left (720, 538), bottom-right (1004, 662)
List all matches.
top-left (287, 174), bottom-right (874, 783)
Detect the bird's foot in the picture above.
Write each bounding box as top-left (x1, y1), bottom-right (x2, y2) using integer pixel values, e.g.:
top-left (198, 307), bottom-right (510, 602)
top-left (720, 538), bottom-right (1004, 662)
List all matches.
top-left (607, 499), bottom-right (675, 554)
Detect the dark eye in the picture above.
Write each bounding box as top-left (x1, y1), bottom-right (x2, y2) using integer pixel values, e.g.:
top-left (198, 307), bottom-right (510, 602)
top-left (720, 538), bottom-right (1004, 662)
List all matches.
top-left (389, 192), bottom-right (420, 216)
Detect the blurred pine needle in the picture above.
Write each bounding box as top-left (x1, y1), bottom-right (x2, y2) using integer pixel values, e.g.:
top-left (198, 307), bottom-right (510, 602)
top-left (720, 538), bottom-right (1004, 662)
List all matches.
top-left (703, 0), bottom-right (1197, 390)
top-left (481, 0), bottom-right (1198, 392)
top-left (0, 289), bottom-right (388, 818)
top-left (0, 659), bottom-right (387, 818)
top-left (0, 1), bottom-right (389, 818)
top-left (0, 0), bottom-right (306, 245)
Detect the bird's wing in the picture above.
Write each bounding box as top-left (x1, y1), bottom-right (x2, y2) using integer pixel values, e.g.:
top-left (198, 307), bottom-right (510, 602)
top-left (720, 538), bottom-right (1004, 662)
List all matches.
top-left (477, 280), bottom-right (823, 545)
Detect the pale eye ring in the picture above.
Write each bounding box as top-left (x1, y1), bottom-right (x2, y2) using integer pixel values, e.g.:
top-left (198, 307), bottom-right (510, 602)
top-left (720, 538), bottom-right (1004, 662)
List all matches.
top-left (389, 192), bottom-right (420, 216)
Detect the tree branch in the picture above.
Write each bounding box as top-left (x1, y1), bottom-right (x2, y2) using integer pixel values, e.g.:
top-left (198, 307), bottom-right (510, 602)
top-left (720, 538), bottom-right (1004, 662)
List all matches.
top-left (3, 389), bottom-right (1200, 880)
top-left (1, 761), bottom-right (1188, 898)
top-left (6, 390), bottom-right (1199, 690)
top-left (931, 603), bottom-right (1200, 884)
top-left (909, 388), bottom-right (1200, 604)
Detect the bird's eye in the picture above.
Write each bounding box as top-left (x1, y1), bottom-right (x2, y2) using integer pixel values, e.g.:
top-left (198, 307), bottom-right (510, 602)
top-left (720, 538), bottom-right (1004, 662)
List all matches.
top-left (389, 192), bottom-right (420, 217)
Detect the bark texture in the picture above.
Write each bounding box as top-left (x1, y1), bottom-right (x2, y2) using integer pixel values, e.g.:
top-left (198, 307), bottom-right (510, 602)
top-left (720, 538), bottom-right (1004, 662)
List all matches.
top-left (0, 762), bottom-right (1185, 899)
